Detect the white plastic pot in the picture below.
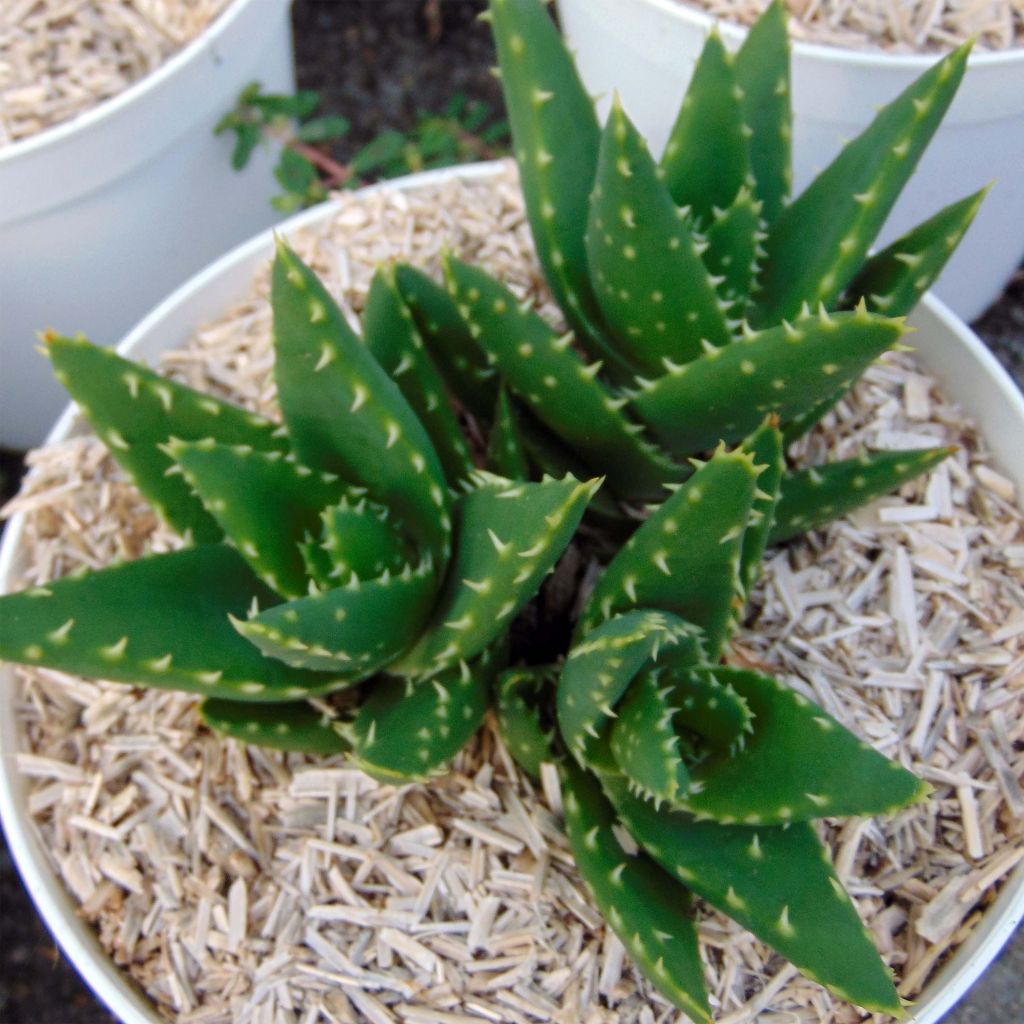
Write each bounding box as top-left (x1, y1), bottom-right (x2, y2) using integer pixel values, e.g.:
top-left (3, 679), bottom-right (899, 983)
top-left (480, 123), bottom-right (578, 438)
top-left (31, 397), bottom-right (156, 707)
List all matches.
top-left (556, 0), bottom-right (1024, 325)
top-left (0, 0), bottom-right (295, 452)
top-left (0, 162), bottom-right (1022, 1023)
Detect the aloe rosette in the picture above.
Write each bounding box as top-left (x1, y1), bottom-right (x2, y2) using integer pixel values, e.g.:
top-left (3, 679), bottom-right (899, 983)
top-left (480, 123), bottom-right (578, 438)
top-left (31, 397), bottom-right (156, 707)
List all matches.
top-left (498, 439), bottom-right (931, 1019)
top-left (0, 239), bottom-right (598, 781)
top-left (402, 0), bottom-right (979, 532)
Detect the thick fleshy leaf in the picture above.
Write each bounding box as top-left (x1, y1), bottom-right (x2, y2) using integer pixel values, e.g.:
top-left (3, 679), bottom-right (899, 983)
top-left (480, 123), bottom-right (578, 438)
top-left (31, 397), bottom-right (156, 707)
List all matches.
top-left (630, 308), bottom-right (907, 456)
top-left (443, 256), bottom-right (683, 501)
top-left (673, 666), bottom-right (928, 824)
top-left (768, 446), bottom-right (955, 544)
top-left (754, 41), bottom-right (971, 325)
top-left (703, 185), bottom-right (764, 311)
top-left (393, 263), bottom-right (499, 425)
top-left (558, 610), bottom-right (703, 768)
top-left (488, 0), bottom-right (631, 377)
top-left (170, 440), bottom-right (345, 599)
top-left (586, 100), bottom-right (732, 372)
top-left (45, 334), bottom-right (286, 543)
top-left (271, 240), bottom-right (451, 565)
top-left (494, 666), bottom-right (556, 779)
top-left (598, 763), bottom-right (903, 1015)
top-left (610, 668), bottom-right (691, 804)
top-left (561, 761), bottom-right (711, 1023)
top-left (660, 31), bottom-right (750, 225)
top-left (316, 494), bottom-right (414, 582)
top-left (200, 699), bottom-right (350, 755)
top-left (780, 388), bottom-right (847, 446)
top-left (738, 419), bottom-right (784, 598)
top-left (668, 664), bottom-right (753, 752)
top-left (732, 0), bottom-right (791, 225)
top-left (351, 644), bottom-right (503, 782)
top-left (842, 187), bottom-right (988, 318)
top-left (392, 473), bottom-right (598, 676)
top-left (487, 387), bottom-right (531, 482)
top-left (0, 546), bottom-right (341, 701)
top-left (580, 447), bottom-right (759, 660)
top-left (363, 269), bottom-right (474, 485)
top-left (236, 560), bottom-right (435, 675)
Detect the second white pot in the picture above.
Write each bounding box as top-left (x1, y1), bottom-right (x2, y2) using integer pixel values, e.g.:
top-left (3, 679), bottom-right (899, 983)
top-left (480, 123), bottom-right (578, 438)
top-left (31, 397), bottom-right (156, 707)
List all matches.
top-left (0, 163), bottom-right (1021, 1023)
top-left (0, 0), bottom-right (295, 452)
top-left (556, 0), bottom-right (1024, 325)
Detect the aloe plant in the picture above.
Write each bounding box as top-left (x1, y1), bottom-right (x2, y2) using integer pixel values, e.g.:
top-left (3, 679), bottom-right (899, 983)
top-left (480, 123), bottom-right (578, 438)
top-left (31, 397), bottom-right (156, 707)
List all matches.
top-left (498, 440), bottom-right (930, 1020)
top-left (0, 239), bottom-right (597, 781)
top-left (418, 0), bottom-right (980, 530)
top-left (0, 0), bottom-right (980, 1018)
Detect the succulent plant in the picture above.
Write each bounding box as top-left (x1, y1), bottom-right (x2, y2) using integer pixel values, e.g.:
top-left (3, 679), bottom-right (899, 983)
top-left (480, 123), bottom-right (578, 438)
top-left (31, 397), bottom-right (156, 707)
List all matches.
top-left (407, 0), bottom-right (981, 530)
top-left (0, 0), bottom-right (983, 1018)
top-left (497, 438), bottom-right (931, 1020)
top-left (0, 240), bottom-right (598, 781)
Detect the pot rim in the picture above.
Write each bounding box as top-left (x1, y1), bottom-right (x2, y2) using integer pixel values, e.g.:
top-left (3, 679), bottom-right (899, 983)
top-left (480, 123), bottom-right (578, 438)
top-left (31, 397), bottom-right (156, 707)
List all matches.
top-left (0, 159), bottom-right (1021, 1024)
top-left (615, 0), bottom-right (1024, 71)
top-left (0, 0), bottom-right (279, 166)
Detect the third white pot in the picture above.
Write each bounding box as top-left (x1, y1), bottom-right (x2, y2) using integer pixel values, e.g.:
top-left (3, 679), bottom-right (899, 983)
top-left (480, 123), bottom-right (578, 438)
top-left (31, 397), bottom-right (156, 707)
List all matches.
top-left (0, 0), bottom-right (296, 451)
top-left (556, 0), bottom-right (1024, 325)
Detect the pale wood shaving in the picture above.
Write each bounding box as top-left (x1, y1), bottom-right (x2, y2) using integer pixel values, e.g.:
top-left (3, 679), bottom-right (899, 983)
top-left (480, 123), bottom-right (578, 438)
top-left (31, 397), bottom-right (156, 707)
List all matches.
top-left (3, 163), bottom-right (1022, 1023)
top-left (0, 0), bottom-right (233, 146)
top-left (681, 0), bottom-right (1023, 50)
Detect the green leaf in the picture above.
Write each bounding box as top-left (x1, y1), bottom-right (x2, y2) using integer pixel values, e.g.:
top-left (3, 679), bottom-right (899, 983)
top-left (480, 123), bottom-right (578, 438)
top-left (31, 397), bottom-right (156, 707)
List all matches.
top-left (660, 31), bottom-right (750, 225)
top-left (296, 115), bottom-right (351, 143)
top-left (739, 418), bottom-right (784, 598)
top-left (201, 699), bottom-right (350, 756)
top-left (274, 148), bottom-right (318, 195)
top-left (392, 473), bottom-right (598, 676)
top-left (230, 122), bottom-right (262, 171)
top-left (363, 269), bottom-right (474, 486)
top-left (580, 446), bottom-right (760, 661)
top-left (443, 256), bottom-right (684, 502)
top-left (561, 761), bottom-right (711, 1023)
top-left (252, 89), bottom-right (321, 120)
top-left (599, 763), bottom-right (903, 1015)
top-left (841, 186), bottom-right (989, 318)
top-left (45, 335), bottom-right (287, 544)
top-left (630, 308), bottom-right (907, 456)
top-left (393, 263), bottom-right (499, 425)
top-left (674, 666), bottom-right (929, 824)
top-left (487, 387), bottom-right (531, 481)
top-left (0, 546), bottom-right (340, 701)
top-left (768, 446), bottom-right (955, 544)
top-left (351, 130), bottom-right (408, 176)
top-left (586, 99), bottom-right (732, 373)
top-left (271, 241), bottom-right (452, 567)
top-left (753, 41), bottom-right (972, 325)
top-left (237, 558), bottom-right (436, 675)
top-left (609, 667), bottom-right (691, 804)
top-left (351, 643), bottom-right (504, 782)
top-left (316, 493), bottom-right (415, 583)
top-left (170, 440), bottom-right (345, 600)
top-left (732, 0), bottom-right (792, 225)
top-left (703, 185), bottom-right (764, 311)
top-left (488, 0), bottom-right (632, 378)
top-left (558, 611), bottom-right (704, 769)
top-left (494, 666), bottom-right (556, 779)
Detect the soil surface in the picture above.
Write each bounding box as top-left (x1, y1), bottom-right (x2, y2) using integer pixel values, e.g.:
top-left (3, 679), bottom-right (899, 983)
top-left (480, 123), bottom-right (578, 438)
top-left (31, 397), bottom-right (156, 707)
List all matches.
top-left (0, 2), bottom-right (1021, 1022)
